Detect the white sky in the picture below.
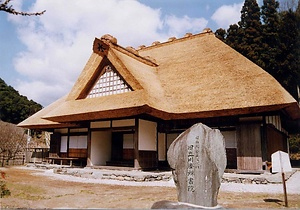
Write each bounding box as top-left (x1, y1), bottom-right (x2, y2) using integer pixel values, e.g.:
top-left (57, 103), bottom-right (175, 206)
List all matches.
top-left (0, 0), bottom-right (245, 106)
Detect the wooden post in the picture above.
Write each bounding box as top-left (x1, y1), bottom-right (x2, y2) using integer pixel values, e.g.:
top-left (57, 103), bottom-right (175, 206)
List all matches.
top-left (23, 155), bottom-right (25, 165)
top-left (1, 154), bottom-right (4, 167)
top-left (281, 172), bottom-right (288, 207)
top-left (134, 118), bottom-right (140, 169)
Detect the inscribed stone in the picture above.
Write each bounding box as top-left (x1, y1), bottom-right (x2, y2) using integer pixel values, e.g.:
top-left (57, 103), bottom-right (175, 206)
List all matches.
top-left (167, 123), bottom-right (226, 207)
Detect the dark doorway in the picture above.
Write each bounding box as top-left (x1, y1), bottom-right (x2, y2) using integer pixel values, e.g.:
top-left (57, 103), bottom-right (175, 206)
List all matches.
top-left (107, 132), bottom-right (134, 167)
top-left (111, 132), bottom-right (123, 161)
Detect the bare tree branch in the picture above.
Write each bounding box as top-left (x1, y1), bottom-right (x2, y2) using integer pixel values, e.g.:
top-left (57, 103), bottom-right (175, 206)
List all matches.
top-left (0, 0), bottom-right (45, 16)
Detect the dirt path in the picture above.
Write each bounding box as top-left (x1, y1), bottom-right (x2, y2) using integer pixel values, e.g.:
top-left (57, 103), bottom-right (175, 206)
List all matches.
top-left (1, 167), bottom-right (299, 209)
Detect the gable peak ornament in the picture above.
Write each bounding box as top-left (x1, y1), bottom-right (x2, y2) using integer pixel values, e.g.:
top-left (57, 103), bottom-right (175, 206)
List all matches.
top-left (93, 38), bottom-right (109, 56)
top-left (93, 34), bottom-right (117, 56)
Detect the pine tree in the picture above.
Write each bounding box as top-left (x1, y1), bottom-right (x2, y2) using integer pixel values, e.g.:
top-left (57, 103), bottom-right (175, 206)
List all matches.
top-left (214, 0), bottom-right (299, 100)
top-left (238, 0), bottom-right (264, 66)
top-left (215, 28), bottom-right (226, 41)
top-left (261, 0), bottom-right (281, 76)
top-left (277, 9), bottom-right (300, 100)
top-left (225, 24), bottom-right (243, 51)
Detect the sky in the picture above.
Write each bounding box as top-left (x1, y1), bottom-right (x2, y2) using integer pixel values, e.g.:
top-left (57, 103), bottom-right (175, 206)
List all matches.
top-left (0, 0), bottom-right (249, 107)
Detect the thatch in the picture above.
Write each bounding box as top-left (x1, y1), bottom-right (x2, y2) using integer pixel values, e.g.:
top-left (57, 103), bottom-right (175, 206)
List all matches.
top-left (19, 30), bottom-right (300, 127)
top-left (18, 95), bottom-right (78, 129)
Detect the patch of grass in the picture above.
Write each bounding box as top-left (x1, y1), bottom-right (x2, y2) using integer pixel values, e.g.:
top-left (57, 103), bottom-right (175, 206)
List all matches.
top-left (55, 193), bottom-right (75, 198)
top-left (15, 192), bottom-right (48, 200)
top-left (6, 182), bottom-right (49, 200)
top-left (80, 189), bottom-right (95, 195)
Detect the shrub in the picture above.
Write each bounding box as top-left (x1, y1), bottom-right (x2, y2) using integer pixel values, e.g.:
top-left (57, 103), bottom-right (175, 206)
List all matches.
top-left (0, 171), bottom-right (10, 198)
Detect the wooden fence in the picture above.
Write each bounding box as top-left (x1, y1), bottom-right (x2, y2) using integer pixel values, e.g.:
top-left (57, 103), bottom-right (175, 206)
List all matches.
top-left (0, 148), bottom-right (50, 166)
top-left (0, 152), bottom-right (25, 167)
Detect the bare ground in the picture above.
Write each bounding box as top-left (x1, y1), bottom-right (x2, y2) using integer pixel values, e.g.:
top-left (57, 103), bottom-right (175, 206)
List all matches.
top-left (1, 167), bottom-right (299, 209)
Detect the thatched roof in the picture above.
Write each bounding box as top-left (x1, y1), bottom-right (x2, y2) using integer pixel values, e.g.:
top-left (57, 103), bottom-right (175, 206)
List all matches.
top-left (18, 29), bottom-right (300, 128)
top-left (18, 95), bottom-right (79, 129)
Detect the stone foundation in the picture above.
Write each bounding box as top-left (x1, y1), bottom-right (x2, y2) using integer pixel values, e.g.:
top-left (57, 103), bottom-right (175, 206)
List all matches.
top-left (26, 163), bottom-right (296, 184)
top-left (222, 176), bottom-right (269, 184)
top-left (52, 167), bottom-right (172, 182)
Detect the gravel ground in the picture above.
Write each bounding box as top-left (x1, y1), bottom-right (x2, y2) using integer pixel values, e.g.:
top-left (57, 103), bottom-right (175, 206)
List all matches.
top-left (220, 170), bottom-right (300, 194)
top-left (26, 167), bottom-right (300, 194)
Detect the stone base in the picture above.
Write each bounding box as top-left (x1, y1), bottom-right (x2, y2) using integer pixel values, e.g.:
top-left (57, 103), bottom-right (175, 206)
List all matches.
top-left (151, 200), bottom-right (223, 209)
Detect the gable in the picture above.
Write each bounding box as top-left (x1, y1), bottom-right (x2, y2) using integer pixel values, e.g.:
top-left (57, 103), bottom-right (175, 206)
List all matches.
top-left (67, 38), bottom-right (143, 101)
top-left (87, 64), bottom-right (132, 98)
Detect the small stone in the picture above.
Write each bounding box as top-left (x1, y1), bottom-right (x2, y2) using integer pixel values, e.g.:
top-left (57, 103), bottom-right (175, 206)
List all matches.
top-left (184, 32), bottom-right (193, 37)
top-left (124, 177), bottom-right (131, 181)
top-left (152, 41), bottom-right (160, 46)
top-left (168, 37), bottom-right (176, 42)
top-left (116, 176), bottom-right (124, 181)
top-left (126, 46), bottom-right (138, 55)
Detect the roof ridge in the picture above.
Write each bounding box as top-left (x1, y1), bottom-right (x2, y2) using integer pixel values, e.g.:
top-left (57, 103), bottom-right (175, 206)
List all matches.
top-left (110, 43), bottom-right (158, 67)
top-left (98, 34), bottom-right (158, 67)
top-left (137, 28), bottom-right (214, 51)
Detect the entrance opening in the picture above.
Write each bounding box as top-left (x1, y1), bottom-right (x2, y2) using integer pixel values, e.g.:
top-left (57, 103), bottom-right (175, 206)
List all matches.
top-left (107, 132), bottom-right (134, 167)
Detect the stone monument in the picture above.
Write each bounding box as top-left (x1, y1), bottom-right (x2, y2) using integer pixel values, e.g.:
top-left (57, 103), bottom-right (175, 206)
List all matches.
top-left (152, 123), bottom-right (226, 209)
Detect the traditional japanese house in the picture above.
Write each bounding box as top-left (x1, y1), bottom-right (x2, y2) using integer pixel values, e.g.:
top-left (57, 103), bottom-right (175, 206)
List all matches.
top-left (19, 29), bottom-right (300, 172)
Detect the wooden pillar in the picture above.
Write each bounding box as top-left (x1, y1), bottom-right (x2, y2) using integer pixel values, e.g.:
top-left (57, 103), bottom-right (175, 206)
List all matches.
top-left (67, 128), bottom-right (70, 157)
top-left (134, 118), bottom-right (140, 169)
top-left (87, 125), bottom-right (92, 167)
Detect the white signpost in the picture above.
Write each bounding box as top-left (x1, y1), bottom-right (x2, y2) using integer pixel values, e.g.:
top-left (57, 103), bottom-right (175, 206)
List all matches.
top-left (271, 151), bottom-right (292, 207)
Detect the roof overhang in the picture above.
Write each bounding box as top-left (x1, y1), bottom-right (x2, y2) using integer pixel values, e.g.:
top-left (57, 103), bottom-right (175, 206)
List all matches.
top-left (42, 102), bottom-right (299, 123)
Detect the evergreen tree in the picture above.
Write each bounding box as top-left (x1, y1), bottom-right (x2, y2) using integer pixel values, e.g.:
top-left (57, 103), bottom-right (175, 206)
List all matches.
top-left (238, 0), bottom-right (264, 67)
top-left (215, 28), bottom-right (226, 41)
top-left (277, 9), bottom-right (300, 99)
top-left (215, 0), bottom-right (300, 100)
top-left (261, 0), bottom-right (281, 76)
top-left (225, 24), bottom-right (242, 51)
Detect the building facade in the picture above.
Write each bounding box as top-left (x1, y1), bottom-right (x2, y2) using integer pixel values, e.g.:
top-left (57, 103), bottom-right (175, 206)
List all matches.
top-left (19, 29), bottom-right (300, 172)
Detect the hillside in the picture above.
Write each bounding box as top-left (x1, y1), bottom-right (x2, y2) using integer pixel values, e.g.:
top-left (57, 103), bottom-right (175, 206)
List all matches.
top-left (0, 78), bottom-right (43, 124)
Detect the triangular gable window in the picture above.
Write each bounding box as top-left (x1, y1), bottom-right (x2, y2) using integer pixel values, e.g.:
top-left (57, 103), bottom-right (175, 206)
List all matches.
top-left (87, 65), bottom-right (132, 98)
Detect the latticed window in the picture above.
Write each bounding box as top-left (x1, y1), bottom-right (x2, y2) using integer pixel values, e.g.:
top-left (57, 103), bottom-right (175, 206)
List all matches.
top-left (87, 65), bottom-right (132, 98)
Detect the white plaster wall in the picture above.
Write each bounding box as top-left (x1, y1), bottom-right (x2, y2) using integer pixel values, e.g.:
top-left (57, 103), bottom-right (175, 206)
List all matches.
top-left (91, 131), bottom-right (111, 165)
top-left (138, 119), bottom-right (157, 151)
top-left (70, 128), bottom-right (88, 132)
top-left (54, 128), bottom-right (68, 134)
top-left (112, 119), bottom-right (135, 127)
top-left (90, 121), bottom-right (110, 128)
top-left (158, 133), bottom-right (166, 161)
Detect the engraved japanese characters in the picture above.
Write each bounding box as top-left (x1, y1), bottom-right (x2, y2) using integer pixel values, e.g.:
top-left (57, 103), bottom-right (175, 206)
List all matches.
top-left (167, 123), bottom-right (226, 207)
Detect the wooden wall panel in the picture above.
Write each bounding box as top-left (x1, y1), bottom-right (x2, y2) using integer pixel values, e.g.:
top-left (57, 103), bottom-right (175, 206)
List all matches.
top-left (139, 150), bottom-right (157, 169)
top-left (123, 149), bottom-right (134, 160)
top-left (68, 149), bottom-right (88, 158)
top-left (237, 124), bottom-right (262, 171)
top-left (266, 125), bottom-right (287, 161)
